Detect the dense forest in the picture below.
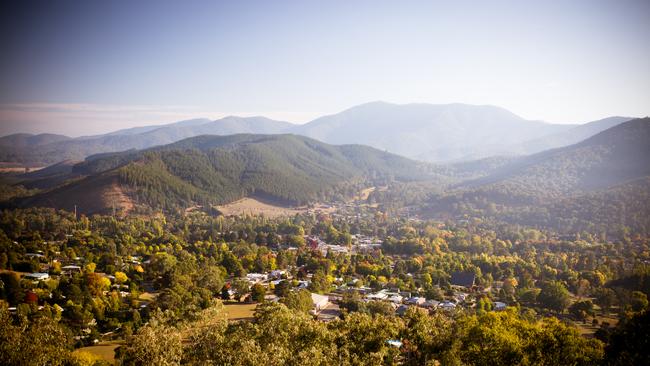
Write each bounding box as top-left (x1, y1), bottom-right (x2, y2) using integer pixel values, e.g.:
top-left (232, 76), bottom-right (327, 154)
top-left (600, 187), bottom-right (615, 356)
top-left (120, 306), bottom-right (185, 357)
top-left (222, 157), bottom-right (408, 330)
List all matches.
top-left (5, 134), bottom-right (432, 214)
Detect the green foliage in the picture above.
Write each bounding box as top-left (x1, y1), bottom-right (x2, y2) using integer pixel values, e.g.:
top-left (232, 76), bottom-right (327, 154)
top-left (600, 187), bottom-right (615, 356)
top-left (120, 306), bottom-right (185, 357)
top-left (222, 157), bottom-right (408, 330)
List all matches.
top-left (117, 311), bottom-right (183, 366)
top-left (538, 281), bottom-right (571, 313)
top-left (604, 310), bottom-right (650, 366)
top-left (20, 134), bottom-right (429, 214)
top-left (0, 303), bottom-right (73, 366)
top-left (281, 289), bottom-right (313, 313)
top-left (251, 283), bottom-right (266, 303)
top-left (308, 270), bottom-right (331, 294)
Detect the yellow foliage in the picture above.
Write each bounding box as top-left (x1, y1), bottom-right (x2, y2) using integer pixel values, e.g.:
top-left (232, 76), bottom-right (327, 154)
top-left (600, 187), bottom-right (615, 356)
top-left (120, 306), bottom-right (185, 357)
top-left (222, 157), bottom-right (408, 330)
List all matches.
top-left (71, 350), bottom-right (103, 366)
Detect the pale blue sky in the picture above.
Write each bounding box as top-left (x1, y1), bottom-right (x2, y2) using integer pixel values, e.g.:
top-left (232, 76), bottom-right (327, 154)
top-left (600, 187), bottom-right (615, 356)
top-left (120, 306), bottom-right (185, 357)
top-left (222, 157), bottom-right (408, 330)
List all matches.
top-left (1, 0), bottom-right (649, 136)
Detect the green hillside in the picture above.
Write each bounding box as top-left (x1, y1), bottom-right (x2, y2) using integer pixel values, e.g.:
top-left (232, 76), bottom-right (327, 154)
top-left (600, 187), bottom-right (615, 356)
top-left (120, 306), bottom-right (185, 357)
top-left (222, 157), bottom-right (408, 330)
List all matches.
top-left (420, 118), bottom-right (650, 233)
top-left (15, 134), bottom-right (430, 213)
top-left (460, 117), bottom-right (650, 200)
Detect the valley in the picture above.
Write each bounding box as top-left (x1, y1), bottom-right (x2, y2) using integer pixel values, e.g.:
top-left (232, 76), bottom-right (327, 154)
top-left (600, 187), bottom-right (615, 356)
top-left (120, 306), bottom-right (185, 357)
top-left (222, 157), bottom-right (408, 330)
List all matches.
top-left (1, 111), bottom-right (648, 366)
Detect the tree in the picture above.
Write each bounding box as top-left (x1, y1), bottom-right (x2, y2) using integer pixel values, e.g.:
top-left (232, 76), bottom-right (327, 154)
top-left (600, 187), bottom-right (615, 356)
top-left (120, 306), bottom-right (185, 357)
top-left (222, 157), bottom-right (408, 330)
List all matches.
top-left (0, 272), bottom-right (23, 306)
top-left (274, 280), bottom-right (290, 297)
top-left (196, 265), bottom-right (225, 296)
top-left (569, 300), bottom-right (595, 322)
top-left (308, 270), bottom-right (331, 294)
top-left (476, 296), bottom-right (493, 314)
top-left (630, 291), bottom-right (648, 312)
top-left (220, 285), bottom-right (231, 301)
top-left (538, 281), bottom-right (571, 312)
top-left (455, 309), bottom-right (603, 366)
top-left (604, 310), bottom-right (650, 366)
top-left (231, 279), bottom-right (250, 302)
top-left (593, 287), bottom-right (617, 314)
top-left (251, 283), bottom-right (266, 303)
top-left (118, 311), bottom-right (183, 366)
top-left (281, 289), bottom-right (312, 313)
top-left (365, 300), bottom-right (394, 316)
top-left (115, 271), bottom-right (129, 285)
top-left (339, 291), bottom-right (364, 313)
top-left (0, 304), bottom-right (72, 366)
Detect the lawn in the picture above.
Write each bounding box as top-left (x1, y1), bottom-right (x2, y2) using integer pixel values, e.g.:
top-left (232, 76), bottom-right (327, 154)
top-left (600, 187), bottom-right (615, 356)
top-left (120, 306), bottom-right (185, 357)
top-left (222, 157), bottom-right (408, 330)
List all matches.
top-left (75, 341), bottom-right (123, 364)
top-left (224, 302), bottom-right (257, 321)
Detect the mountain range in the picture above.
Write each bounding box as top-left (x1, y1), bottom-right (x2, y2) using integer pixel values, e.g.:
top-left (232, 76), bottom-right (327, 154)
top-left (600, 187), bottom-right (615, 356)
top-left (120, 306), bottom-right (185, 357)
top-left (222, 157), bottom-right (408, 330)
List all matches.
top-left (5, 118), bottom-right (649, 218)
top-left (0, 102), bottom-right (634, 164)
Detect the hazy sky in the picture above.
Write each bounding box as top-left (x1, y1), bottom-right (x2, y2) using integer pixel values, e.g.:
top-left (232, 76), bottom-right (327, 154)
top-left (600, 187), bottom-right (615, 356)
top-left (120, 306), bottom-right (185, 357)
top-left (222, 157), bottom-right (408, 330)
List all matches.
top-left (1, 0), bottom-right (649, 136)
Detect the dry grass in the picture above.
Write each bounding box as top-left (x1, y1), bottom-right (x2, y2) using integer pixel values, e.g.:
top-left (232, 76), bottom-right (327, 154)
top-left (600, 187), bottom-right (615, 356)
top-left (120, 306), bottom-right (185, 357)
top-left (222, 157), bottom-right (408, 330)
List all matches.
top-left (138, 292), bottom-right (158, 301)
top-left (102, 181), bottom-right (135, 215)
top-left (356, 187), bottom-right (376, 201)
top-left (224, 302), bottom-right (257, 321)
top-left (216, 197), bottom-right (307, 218)
top-left (572, 312), bottom-right (619, 337)
top-left (75, 341), bottom-right (123, 364)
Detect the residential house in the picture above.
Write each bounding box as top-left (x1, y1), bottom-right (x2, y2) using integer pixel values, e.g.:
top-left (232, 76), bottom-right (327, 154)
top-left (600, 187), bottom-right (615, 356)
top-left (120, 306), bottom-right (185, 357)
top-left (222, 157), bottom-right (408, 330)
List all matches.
top-left (311, 293), bottom-right (329, 311)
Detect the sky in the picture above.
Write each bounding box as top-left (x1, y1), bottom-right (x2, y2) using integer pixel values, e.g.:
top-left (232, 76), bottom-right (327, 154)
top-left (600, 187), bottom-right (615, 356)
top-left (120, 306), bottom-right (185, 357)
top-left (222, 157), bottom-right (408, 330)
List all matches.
top-left (0, 0), bottom-right (649, 137)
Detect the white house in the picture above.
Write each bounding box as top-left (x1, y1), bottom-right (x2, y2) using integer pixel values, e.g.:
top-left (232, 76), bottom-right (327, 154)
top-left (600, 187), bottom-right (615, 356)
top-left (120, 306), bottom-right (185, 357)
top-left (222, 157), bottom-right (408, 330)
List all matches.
top-left (311, 293), bottom-right (329, 311)
top-left (25, 272), bottom-right (49, 281)
top-left (494, 302), bottom-right (507, 311)
top-left (366, 290), bottom-right (389, 301)
top-left (406, 297), bottom-right (426, 306)
top-left (62, 265), bottom-right (81, 275)
top-left (388, 293), bottom-right (403, 304)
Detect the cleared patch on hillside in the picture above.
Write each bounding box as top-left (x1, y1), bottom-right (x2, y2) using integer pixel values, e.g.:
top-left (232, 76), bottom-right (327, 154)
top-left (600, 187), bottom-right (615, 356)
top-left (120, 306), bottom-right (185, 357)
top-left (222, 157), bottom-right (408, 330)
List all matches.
top-left (18, 173), bottom-right (135, 215)
top-left (102, 181), bottom-right (135, 215)
top-left (215, 197), bottom-right (307, 218)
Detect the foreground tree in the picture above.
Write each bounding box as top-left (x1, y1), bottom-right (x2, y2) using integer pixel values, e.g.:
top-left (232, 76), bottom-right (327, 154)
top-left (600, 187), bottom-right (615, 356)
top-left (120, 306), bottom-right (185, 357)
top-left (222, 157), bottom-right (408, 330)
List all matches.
top-left (281, 289), bottom-right (313, 313)
top-left (604, 310), bottom-right (650, 366)
top-left (0, 304), bottom-right (72, 366)
top-left (117, 311), bottom-right (183, 366)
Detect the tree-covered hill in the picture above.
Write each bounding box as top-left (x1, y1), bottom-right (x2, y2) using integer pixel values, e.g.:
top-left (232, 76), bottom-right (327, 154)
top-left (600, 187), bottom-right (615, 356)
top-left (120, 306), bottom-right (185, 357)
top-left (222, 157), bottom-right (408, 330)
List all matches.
top-left (459, 117), bottom-right (650, 200)
top-left (420, 118), bottom-right (650, 234)
top-left (13, 134), bottom-right (431, 214)
top-left (0, 117), bottom-right (292, 164)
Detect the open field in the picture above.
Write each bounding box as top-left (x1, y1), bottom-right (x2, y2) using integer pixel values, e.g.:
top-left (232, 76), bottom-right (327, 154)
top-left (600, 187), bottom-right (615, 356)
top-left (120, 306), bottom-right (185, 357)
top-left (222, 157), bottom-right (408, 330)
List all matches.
top-left (215, 197), bottom-right (308, 218)
top-left (75, 341), bottom-right (123, 364)
top-left (0, 163), bottom-right (45, 173)
top-left (224, 302), bottom-right (257, 321)
top-left (572, 312), bottom-right (619, 337)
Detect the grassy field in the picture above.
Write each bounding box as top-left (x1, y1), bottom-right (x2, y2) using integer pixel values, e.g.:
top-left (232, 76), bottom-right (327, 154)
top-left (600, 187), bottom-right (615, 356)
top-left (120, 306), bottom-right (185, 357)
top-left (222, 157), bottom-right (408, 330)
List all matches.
top-left (75, 341), bottom-right (123, 364)
top-left (224, 302), bottom-right (257, 321)
top-left (215, 197), bottom-right (308, 218)
top-left (572, 312), bottom-right (619, 337)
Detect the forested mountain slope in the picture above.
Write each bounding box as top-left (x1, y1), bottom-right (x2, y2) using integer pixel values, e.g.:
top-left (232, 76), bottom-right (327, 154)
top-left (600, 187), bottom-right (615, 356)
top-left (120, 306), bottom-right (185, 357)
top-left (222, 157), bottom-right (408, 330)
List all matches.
top-left (13, 134), bottom-right (430, 214)
top-left (510, 116), bottom-right (632, 155)
top-left (460, 117), bottom-right (650, 199)
top-left (422, 118), bottom-right (650, 234)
